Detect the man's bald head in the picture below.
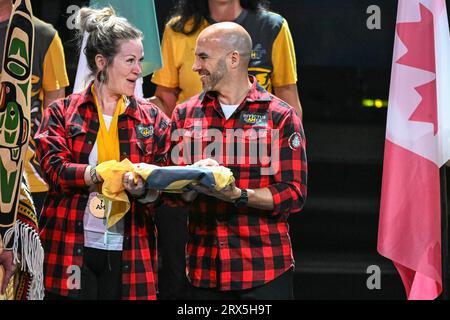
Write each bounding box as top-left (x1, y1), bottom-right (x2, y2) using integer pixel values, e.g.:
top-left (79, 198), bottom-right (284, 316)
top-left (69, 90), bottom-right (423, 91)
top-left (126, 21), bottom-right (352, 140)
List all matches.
top-left (198, 22), bottom-right (253, 68)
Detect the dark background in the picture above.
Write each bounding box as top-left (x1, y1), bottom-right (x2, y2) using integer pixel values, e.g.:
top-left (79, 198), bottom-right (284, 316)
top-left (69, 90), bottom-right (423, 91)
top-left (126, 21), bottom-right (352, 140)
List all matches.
top-left (28, 0), bottom-right (450, 299)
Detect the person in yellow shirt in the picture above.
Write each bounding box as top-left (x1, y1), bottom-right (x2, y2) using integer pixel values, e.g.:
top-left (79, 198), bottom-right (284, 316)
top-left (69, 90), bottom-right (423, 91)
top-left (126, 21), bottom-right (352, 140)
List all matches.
top-left (150, 0), bottom-right (303, 300)
top-left (151, 0), bottom-right (302, 119)
top-left (0, 0), bottom-right (69, 216)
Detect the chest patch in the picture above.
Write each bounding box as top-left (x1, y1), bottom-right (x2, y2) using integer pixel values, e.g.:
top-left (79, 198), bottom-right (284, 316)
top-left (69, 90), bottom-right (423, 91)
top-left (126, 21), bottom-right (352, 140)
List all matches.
top-left (240, 112), bottom-right (268, 126)
top-left (136, 124), bottom-right (154, 139)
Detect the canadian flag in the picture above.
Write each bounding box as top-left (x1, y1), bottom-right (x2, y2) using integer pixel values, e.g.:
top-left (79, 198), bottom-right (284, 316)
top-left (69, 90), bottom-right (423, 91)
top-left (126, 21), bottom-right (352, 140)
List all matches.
top-left (378, 0), bottom-right (450, 299)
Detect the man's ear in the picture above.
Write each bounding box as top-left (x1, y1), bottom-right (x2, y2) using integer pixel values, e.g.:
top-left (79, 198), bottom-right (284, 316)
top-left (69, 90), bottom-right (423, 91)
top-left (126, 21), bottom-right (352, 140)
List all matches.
top-left (95, 54), bottom-right (107, 72)
top-left (229, 51), bottom-right (240, 69)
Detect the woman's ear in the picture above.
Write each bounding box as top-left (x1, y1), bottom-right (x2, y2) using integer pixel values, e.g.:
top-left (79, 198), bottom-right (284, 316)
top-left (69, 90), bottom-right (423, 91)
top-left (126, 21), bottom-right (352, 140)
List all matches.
top-left (95, 54), bottom-right (106, 72)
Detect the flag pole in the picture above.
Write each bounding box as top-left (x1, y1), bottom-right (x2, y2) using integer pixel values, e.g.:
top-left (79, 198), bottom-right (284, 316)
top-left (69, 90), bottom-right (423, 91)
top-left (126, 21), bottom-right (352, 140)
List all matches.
top-left (441, 165), bottom-right (449, 300)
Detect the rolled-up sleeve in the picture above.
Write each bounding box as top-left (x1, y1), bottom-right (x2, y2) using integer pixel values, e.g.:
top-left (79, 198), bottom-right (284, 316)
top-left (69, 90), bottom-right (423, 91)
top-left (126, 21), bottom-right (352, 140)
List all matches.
top-left (267, 108), bottom-right (307, 216)
top-left (34, 100), bottom-right (88, 193)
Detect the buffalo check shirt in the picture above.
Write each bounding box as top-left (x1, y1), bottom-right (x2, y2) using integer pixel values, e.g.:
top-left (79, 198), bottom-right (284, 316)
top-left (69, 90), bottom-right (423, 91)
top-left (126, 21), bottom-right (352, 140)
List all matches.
top-left (34, 84), bottom-right (170, 299)
top-left (171, 76), bottom-right (307, 290)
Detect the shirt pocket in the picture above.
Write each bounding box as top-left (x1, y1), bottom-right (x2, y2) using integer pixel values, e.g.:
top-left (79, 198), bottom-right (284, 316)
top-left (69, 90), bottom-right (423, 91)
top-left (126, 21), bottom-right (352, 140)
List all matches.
top-left (136, 138), bottom-right (154, 163)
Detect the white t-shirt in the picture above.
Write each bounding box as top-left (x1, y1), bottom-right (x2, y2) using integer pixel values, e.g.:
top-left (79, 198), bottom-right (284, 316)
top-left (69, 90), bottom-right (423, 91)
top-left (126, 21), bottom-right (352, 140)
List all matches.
top-left (84, 114), bottom-right (124, 251)
top-left (220, 102), bottom-right (239, 120)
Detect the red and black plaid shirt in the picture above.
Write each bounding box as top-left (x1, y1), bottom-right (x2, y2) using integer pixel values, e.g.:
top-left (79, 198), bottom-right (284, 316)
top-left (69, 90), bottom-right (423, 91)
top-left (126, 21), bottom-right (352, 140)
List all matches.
top-left (35, 84), bottom-right (170, 299)
top-left (170, 76), bottom-right (307, 290)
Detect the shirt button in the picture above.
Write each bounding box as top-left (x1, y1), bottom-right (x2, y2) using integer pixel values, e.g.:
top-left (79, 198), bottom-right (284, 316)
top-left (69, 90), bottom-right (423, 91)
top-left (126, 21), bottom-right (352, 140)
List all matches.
top-left (76, 248), bottom-right (82, 255)
top-left (123, 264), bottom-right (129, 271)
top-left (122, 152), bottom-right (128, 156)
top-left (87, 140), bottom-right (92, 145)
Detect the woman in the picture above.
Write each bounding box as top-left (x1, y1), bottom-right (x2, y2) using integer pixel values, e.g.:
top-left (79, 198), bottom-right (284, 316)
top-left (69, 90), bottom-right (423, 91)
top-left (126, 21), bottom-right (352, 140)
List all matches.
top-left (35, 7), bottom-right (169, 300)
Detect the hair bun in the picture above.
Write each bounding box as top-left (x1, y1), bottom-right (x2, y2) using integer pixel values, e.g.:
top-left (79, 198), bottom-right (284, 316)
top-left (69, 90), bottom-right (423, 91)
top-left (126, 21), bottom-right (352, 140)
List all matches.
top-left (76, 7), bottom-right (116, 33)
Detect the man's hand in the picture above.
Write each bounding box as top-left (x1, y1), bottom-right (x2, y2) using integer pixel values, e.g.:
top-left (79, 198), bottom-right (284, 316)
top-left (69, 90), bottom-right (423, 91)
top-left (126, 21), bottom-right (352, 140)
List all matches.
top-left (190, 181), bottom-right (241, 203)
top-left (0, 250), bottom-right (17, 295)
top-left (187, 158), bottom-right (240, 202)
top-left (123, 172), bottom-right (146, 198)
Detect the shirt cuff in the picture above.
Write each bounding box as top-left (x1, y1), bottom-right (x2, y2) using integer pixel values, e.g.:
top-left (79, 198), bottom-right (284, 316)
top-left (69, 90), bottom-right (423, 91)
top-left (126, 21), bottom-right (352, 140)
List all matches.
top-left (267, 183), bottom-right (295, 216)
top-left (61, 163), bottom-right (89, 191)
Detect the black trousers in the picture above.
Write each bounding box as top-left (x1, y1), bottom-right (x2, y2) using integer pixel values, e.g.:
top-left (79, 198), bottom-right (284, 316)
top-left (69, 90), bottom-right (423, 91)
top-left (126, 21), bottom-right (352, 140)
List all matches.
top-left (80, 247), bottom-right (122, 300)
top-left (45, 247), bottom-right (122, 300)
top-left (188, 268), bottom-right (295, 300)
top-left (155, 204), bottom-right (190, 299)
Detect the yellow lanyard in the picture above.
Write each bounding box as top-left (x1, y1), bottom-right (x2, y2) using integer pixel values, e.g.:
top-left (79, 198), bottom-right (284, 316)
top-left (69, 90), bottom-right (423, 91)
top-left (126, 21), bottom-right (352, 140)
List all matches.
top-left (91, 84), bottom-right (125, 164)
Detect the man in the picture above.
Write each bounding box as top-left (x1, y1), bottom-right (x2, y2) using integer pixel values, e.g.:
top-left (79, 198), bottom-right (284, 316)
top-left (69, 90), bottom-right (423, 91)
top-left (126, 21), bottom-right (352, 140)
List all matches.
top-left (0, 0), bottom-right (69, 216)
top-left (171, 22), bottom-right (307, 299)
top-left (151, 0), bottom-right (302, 299)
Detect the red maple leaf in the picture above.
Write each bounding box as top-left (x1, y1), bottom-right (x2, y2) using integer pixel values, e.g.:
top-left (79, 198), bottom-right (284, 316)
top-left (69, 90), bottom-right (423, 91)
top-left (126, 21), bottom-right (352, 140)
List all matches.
top-left (397, 3), bottom-right (438, 135)
top-left (409, 80), bottom-right (438, 135)
top-left (396, 4), bottom-right (435, 73)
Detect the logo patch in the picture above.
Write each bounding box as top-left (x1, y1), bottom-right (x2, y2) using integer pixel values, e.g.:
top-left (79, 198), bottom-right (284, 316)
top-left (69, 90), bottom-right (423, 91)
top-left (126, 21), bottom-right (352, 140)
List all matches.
top-left (240, 112), bottom-right (268, 126)
top-left (136, 124), bottom-right (154, 139)
top-left (288, 132), bottom-right (302, 150)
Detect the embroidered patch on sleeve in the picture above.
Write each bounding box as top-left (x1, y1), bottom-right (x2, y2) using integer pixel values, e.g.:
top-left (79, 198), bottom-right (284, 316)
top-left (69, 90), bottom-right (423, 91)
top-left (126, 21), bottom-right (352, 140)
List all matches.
top-left (288, 132), bottom-right (302, 150)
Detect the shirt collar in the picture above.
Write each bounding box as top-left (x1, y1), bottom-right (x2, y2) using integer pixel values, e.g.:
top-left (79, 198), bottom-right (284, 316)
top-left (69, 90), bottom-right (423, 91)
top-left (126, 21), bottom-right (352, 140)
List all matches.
top-left (75, 81), bottom-right (142, 121)
top-left (200, 75), bottom-right (272, 104)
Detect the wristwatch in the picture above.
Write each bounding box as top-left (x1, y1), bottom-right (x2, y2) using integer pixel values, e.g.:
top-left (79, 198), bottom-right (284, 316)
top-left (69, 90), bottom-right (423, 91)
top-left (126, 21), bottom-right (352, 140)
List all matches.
top-left (90, 166), bottom-right (102, 185)
top-left (233, 189), bottom-right (248, 208)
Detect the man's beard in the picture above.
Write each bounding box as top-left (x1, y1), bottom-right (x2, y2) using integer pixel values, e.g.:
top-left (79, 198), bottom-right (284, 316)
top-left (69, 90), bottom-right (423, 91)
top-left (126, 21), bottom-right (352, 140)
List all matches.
top-left (202, 58), bottom-right (227, 92)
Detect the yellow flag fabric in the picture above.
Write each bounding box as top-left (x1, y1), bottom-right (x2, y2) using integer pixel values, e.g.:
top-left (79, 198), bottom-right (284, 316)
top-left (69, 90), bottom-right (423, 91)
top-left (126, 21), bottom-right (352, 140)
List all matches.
top-left (95, 159), bottom-right (134, 228)
top-left (95, 159), bottom-right (235, 228)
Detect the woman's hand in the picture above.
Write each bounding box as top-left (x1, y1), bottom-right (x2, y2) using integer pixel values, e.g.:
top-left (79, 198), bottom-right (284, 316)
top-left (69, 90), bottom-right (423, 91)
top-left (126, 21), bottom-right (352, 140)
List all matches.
top-left (123, 172), bottom-right (146, 198)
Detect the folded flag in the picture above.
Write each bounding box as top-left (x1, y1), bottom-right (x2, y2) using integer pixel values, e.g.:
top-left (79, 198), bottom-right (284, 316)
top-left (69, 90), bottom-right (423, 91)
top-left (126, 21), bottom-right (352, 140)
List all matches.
top-left (135, 164), bottom-right (234, 192)
top-left (95, 159), bottom-right (234, 228)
